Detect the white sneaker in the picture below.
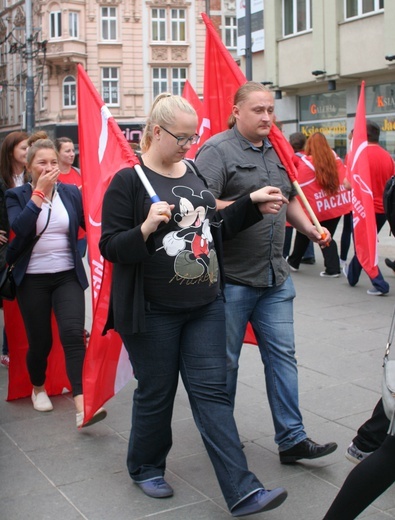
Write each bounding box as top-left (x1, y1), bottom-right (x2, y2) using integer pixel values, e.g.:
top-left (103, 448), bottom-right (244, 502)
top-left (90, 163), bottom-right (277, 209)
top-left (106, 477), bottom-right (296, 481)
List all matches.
top-left (31, 390), bottom-right (53, 412)
top-left (342, 264), bottom-right (349, 277)
top-left (320, 271), bottom-right (340, 278)
top-left (76, 407), bottom-right (107, 428)
top-left (340, 259), bottom-right (347, 269)
top-left (367, 288), bottom-right (387, 296)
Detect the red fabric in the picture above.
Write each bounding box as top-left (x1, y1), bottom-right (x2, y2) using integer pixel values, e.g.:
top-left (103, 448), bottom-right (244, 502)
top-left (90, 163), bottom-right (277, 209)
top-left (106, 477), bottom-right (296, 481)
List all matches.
top-left (346, 81), bottom-right (379, 279)
top-left (366, 145), bottom-right (395, 213)
top-left (5, 300), bottom-right (71, 400)
top-left (243, 322), bottom-right (257, 346)
top-left (77, 64), bottom-right (134, 424)
top-left (296, 155), bottom-right (351, 221)
top-left (200, 13), bottom-right (246, 148)
top-left (58, 168), bottom-right (86, 240)
top-left (182, 80), bottom-right (203, 159)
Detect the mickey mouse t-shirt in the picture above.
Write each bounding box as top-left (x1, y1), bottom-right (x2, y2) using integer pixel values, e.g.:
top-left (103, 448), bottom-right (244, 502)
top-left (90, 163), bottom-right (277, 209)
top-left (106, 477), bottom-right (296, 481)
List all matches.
top-left (143, 165), bottom-right (220, 308)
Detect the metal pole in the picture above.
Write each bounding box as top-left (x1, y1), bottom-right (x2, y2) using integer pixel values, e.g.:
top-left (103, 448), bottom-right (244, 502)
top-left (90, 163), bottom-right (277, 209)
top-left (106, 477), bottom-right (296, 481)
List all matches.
top-left (245, 0), bottom-right (252, 80)
top-left (25, 0), bottom-right (34, 133)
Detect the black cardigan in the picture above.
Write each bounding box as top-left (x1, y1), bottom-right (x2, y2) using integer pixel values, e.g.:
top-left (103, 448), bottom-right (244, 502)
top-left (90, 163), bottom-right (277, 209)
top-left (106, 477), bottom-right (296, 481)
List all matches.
top-left (99, 165), bottom-right (263, 334)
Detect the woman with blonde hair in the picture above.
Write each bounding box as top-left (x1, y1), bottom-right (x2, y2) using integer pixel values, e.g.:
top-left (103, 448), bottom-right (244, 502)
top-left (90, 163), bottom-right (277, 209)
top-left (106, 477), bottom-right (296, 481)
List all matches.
top-left (287, 132), bottom-right (351, 277)
top-left (99, 93), bottom-right (289, 516)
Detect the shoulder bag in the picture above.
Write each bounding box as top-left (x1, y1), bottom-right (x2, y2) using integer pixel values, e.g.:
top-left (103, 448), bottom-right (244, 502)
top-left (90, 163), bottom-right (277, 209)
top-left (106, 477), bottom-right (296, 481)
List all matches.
top-left (0, 201), bottom-right (52, 301)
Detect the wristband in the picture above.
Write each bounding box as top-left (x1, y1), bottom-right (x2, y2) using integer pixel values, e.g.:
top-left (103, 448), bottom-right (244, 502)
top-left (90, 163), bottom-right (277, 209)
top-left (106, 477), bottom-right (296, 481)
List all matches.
top-left (32, 189), bottom-right (45, 200)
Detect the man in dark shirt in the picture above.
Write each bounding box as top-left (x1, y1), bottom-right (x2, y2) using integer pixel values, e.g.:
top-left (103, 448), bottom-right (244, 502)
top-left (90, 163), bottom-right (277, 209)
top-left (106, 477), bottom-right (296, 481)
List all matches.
top-left (195, 81), bottom-right (337, 464)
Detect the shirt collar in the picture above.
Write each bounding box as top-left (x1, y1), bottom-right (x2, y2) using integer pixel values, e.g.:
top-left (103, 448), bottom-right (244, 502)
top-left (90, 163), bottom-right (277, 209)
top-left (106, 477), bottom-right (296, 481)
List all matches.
top-left (232, 125), bottom-right (273, 152)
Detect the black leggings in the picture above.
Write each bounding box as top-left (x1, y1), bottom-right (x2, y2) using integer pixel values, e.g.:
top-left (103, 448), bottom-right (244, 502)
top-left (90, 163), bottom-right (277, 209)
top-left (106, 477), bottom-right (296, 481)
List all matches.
top-left (288, 216), bottom-right (341, 274)
top-left (16, 270), bottom-right (86, 396)
top-left (323, 434), bottom-right (395, 519)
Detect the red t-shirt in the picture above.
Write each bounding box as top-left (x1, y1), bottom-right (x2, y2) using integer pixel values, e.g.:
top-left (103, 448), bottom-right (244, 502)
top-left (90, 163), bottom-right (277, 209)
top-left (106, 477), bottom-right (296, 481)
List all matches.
top-left (58, 168), bottom-right (86, 240)
top-left (366, 144), bottom-right (395, 213)
top-left (296, 154), bottom-right (351, 221)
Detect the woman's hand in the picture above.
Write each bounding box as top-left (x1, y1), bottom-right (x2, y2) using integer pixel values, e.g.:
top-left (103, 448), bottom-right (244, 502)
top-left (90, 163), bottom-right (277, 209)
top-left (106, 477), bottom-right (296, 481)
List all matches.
top-left (250, 186), bottom-right (289, 215)
top-left (35, 166), bottom-right (60, 197)
top-left (141, 202), bottom-right (175, 241)
top-left (0, 230), bottom-right (8, 245)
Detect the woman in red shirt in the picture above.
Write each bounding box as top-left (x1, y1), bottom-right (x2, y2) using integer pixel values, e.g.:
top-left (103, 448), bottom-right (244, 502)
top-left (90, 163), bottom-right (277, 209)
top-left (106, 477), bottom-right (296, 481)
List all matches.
top-left (287, 133), bottom-right (351, 277)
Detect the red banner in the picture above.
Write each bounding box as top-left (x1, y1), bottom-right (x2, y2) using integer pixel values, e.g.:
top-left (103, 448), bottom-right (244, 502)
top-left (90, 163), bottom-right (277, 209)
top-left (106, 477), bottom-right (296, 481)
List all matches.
top-left (181, 80), bottom-right (203, 159)
top-left (77, 64), bottom-right (136, 424)
top-left (346, 81), bottom-right (379, 279)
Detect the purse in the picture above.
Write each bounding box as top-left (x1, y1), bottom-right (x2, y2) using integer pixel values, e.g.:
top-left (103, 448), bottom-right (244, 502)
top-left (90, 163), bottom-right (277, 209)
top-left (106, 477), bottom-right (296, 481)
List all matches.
top-left (382, 306), bottom-right (395, 435)
top-left (0, 199), bottom-right (53, 301)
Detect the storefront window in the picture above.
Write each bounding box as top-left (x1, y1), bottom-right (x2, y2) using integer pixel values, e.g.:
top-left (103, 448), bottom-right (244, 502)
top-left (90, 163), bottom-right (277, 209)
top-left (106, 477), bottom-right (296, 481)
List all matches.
top-left (365, 83), bottom-right (395, 159)
top-left (299, 92), bottom-right (347, 158)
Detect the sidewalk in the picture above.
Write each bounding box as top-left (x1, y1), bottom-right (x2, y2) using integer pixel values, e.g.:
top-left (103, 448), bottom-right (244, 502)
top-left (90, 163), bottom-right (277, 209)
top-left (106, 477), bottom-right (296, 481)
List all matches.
top-left (1, 225), bottom-right (395, 520)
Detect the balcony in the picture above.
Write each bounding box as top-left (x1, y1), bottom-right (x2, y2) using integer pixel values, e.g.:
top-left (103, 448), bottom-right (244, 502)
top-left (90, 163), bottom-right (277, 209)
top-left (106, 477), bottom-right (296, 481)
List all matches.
top-left (45, 39), bottom-right (87, 65)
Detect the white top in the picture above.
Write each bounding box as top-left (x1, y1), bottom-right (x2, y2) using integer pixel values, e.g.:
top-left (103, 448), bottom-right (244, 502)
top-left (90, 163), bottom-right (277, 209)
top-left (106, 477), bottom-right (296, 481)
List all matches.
top-left (13, 172), bottom-right (24, 187)
top-left (27, 193), bottom-right (74, 274)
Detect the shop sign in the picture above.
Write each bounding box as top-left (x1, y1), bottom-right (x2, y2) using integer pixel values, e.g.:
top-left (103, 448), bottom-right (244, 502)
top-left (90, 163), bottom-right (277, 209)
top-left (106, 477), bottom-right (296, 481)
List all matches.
top-left (300, 92), bottom-right (346, 121)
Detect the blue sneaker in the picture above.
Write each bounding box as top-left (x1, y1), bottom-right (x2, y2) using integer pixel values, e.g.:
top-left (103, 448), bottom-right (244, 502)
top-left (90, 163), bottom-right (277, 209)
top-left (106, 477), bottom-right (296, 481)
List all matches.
top-left (135, 477), bottom-right (174, 498)
top-left (231, 488), bottom-right (288, 517)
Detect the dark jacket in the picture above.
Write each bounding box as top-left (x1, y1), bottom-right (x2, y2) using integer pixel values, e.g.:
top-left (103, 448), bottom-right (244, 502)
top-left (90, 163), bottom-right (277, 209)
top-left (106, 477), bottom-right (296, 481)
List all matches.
top-left (99, 166), bottom-right (263, 335)
top-left (5, 182), bottom-right (88, 289)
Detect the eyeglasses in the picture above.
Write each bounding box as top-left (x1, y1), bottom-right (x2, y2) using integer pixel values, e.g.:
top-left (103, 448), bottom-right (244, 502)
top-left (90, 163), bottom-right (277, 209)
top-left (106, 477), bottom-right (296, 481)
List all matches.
top-left (159, 125), bottom-right (199, 147)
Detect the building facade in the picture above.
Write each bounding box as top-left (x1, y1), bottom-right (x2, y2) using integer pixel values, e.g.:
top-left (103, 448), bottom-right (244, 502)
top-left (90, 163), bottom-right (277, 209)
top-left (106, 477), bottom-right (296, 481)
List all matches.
top-left (0, 1), bottom-right (394, 160)
top-left (261, 0), bottom-right (395, 159)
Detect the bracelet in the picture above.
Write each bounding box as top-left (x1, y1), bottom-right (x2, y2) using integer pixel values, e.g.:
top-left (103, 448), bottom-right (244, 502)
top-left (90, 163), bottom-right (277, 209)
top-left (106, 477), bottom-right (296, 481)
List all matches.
top-left (32, 189), bottom-right (45, 200)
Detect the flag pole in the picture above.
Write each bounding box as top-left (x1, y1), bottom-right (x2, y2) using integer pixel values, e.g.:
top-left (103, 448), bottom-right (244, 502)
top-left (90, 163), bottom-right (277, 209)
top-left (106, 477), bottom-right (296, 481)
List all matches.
top-left (292, 181), bottom-right (326, 238)
top-left (134, 164), bottom-right (160, 203)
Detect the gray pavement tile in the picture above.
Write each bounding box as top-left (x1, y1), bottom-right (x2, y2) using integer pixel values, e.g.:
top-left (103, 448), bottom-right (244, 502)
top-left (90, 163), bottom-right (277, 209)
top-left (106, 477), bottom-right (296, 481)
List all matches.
top-left (1, 490), bottom-right (85, 520)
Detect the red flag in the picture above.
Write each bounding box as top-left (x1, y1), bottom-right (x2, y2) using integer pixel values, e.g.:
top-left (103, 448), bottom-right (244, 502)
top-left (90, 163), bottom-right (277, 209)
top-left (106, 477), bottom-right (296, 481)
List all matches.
top-left (182, 80), bottom-right (203, 159)
top-left (77, 64), bottom-right (136, 424)
top-left (200, 12), bottom-right (246, 147)
top-left (347, 81), bottom-right (379, 279)
top-left (5, 300), bottom-right (71, 400)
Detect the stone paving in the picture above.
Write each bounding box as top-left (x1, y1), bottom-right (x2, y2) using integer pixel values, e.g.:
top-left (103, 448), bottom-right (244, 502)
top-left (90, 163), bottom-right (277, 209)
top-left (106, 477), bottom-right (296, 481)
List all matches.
top-left (1, 224), bottom-right (395, 519)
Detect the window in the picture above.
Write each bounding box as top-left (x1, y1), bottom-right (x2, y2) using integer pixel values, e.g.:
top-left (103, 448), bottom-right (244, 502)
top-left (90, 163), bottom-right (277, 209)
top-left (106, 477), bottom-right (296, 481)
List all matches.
top-left (63, 75), bottom-right (76, 108)
top-left (102, 67), bottom-right (119, 105)
top-left (345, 0), bottom-right (384, 19)
top-left (39, 80), bottom-right (45, 111)
top-left (171, 9), bottom-right (186, 42)
top-left (224, 16), bottom-right (237, 49)
top-left (152, 9), bottom-right (166, 41)
top-left (50, 11), bottom-right (62, 39)
top-left (151, 8), bottom-right (186, 42)
top-left (283, 0), bottom-right (312, 36)
top-left (152, 67), bottom-right (187, 98)
top-left (101, 7), bottom-right (117, 41)
top-left (69, 12), bottom-right (79, 38)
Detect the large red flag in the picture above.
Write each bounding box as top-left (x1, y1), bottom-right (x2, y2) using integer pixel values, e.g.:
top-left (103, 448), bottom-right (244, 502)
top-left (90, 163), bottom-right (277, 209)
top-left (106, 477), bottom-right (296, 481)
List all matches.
top-left (347, 81), bottom-right (379, 279)
top-left (181, 80), bottom-right (203, 159)
top-left (77, 64), bottom-right (137, 424)
top-left (200, 12), bottom-right (246, 148)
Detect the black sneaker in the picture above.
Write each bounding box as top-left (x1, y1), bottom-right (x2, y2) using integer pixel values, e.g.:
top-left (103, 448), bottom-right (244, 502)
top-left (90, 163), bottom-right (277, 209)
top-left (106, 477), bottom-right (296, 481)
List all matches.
top-left (385, 258), bottom-right (395, 272)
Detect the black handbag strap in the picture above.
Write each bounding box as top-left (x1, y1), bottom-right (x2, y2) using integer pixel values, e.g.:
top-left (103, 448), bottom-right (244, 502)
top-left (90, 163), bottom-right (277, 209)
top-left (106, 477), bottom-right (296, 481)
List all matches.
top-left (9, 196), bottom-right (53, 271)
top-left (384, 305), bottom-right (395, 361)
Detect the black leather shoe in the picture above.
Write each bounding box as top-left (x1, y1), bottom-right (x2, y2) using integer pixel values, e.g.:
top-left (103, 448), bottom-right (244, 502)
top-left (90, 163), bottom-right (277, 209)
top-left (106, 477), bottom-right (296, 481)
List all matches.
top-left (385, 258), bottom-right (395, 272)
top-left (279, 438), bottom-right (338, 464)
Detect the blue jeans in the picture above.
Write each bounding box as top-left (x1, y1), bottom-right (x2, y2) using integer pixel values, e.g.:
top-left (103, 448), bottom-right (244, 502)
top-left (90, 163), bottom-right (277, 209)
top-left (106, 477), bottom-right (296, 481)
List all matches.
top-left (224, 277), bottom-right (307, 450)
top-left (347, 213), bottom-right (389, 293)
top-left (120, 296), bottom-right (262, 511)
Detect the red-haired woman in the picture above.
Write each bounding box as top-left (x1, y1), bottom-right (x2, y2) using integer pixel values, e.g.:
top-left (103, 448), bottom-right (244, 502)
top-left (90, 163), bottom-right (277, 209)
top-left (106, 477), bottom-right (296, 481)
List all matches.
top-left (287, 133), bottom-right (351, 277)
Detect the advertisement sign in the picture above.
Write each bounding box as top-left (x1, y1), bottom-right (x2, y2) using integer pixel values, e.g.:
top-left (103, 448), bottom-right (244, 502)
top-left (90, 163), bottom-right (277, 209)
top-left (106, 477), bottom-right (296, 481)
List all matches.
top-left (236, 0), bottom-right (264, 55)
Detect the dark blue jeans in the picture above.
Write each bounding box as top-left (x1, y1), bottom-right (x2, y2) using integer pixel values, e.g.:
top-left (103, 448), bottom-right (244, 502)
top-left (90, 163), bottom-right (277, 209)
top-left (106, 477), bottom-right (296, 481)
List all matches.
top-left (347, 213), bottom-right (389, 293)
top-left (121, 296), bottom-right (263, 511)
